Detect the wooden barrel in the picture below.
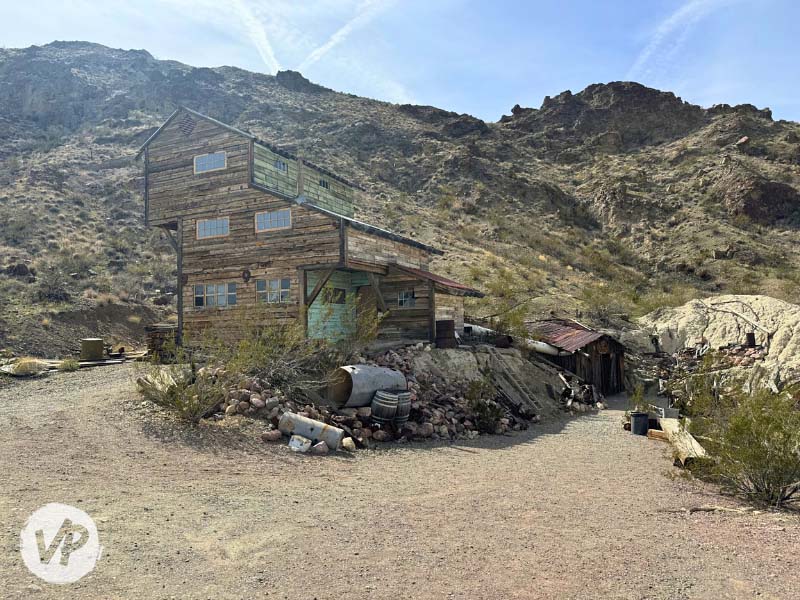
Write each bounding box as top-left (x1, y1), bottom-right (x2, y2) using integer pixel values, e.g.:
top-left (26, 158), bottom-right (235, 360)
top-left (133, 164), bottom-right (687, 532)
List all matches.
top-left (435, 319), bottom-right (458, 349)
top-left (80, 338), bottom-right (105, 361)
top-left (371, 391), bottom-right (398, 425)
top-left (394, 392), bottom-right (412, 425)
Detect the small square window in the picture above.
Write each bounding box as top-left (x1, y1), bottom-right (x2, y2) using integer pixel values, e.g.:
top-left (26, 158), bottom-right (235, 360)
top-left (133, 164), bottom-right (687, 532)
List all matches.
top-left (273, 159), bottom-right (288, 172)
top-left (398, 290), bottom-right (416, 307)
top-left (319, 179), bottom-right (330, 189)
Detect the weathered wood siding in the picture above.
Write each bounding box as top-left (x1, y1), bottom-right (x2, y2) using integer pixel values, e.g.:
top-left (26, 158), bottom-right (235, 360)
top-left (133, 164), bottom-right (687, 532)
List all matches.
top-left (301, 163), bottom-right (354, 218)
top-left (180, 189), bottom-right (341, 338)
top-left (372, 269), bottom-right (432, 341)
top-left (146, 114), bottom-right (251, 226)
top-left (346, 228), bottom-right (430, 270)
top-left (435, 294), bottom-right (465, 333)
top-left (253, 143), bottom-right (298, 198)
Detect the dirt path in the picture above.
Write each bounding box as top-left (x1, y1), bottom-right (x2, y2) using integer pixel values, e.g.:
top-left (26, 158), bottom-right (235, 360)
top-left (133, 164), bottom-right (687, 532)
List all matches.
top-left (1, 365), bottom-right (798, 599)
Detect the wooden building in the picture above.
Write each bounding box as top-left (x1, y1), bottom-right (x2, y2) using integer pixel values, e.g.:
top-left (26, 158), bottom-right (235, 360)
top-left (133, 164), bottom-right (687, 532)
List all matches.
top-left (530, 319), bottom-right (626, 395)
top-left (136, 107), bottom-right (482, 344)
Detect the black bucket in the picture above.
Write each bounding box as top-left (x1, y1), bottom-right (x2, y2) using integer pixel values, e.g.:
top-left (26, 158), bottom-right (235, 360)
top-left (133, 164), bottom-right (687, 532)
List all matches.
top-left (630, 411), bottom-right (649, 436)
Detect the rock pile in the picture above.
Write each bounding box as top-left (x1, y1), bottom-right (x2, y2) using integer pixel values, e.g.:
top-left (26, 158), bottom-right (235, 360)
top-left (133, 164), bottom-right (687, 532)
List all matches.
top-left (211, 343), bottom-right (541, 450)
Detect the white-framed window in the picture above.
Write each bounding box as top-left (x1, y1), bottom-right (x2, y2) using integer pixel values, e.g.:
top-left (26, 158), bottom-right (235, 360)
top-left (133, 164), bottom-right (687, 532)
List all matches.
top-left (256, 278), bottom-right (291, 303)
top-left (398, 289), bottom-right (416, 307)
top-left (194, 151), bottom-right (227, 174)
top-left (194, 283), bottom-right (237, 308)
top-left (273, 159), bottom-right (288, 172)
top-left (255, 208), bottom-right (291, 232)
top-left (196, 217), bottom-right (229, 239)
top-left (319, 179), bottom-right (330, 189)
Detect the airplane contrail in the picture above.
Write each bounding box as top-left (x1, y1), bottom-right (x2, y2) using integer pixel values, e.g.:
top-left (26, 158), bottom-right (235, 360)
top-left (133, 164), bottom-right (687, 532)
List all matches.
top-left (231, 0), bottom-right (281, 74)
top-left (297, 0), bottom-right (394, 72)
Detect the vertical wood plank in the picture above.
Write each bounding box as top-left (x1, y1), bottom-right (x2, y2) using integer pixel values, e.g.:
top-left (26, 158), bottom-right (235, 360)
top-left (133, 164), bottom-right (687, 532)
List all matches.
top-left (428, 280), bottom-right (436, 342)
top-left (177, 217), bottom-right (184, 346)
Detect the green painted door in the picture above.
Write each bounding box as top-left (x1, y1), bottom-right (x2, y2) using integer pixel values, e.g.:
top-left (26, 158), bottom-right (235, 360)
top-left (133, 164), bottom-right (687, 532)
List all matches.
top-left (306, 270), bottom-right (356, 341)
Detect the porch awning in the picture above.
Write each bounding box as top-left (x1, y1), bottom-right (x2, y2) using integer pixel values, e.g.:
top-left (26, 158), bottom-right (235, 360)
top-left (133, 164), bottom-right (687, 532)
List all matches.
top-left (394, 265), bottom-right (484, 298)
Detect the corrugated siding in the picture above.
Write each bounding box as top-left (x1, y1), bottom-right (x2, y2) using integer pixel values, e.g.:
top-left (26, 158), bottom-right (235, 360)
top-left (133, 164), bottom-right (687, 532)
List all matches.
top-left (307, 270), bottom-right (356, 341)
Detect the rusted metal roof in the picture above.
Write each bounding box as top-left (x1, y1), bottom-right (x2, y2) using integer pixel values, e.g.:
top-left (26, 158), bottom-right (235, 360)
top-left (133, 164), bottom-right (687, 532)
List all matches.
top-left (393, 265), bottom-right (484, 298)
top-left (530, 319), bottom-right (605, 353)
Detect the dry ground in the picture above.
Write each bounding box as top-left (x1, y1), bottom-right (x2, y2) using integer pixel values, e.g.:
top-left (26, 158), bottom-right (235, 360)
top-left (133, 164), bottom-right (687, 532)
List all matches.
top-left (1, 365), bottom-right (798, 600)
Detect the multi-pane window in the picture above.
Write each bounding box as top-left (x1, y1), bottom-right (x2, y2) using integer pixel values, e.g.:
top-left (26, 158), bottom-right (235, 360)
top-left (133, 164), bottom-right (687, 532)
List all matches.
top-left (196, 217), bottom-right (229, 239)
top-left (398, 290), bottom-right (416, 307)
top-left (273, 159), bottom-right (288, 172)
top-left (255, 208), bottom-right (291, 232)
top-left (194, 151), bottom-right (226, 174)
top-left (194, 283), bottom-right (237, 308)
top-left (319, 179), bottom-right (330, 189)
top-left (256, 278), bottom-right (291, 303)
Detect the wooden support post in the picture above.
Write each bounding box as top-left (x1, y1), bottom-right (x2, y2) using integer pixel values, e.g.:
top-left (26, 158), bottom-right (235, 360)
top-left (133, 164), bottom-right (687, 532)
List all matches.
top-left (300, 268), bottom-right (309, 337)
top-left (306, 267), bottom-right (336, 307)
top-left (428, 280), bottom-right (436, 343)
top-left (176, 218), bottom-right (184, 346)
top-left (144, 148), bottom-right (149, 227)
top-left (297, 157), bottom-right (305, 196)
top-left (163, 228), bottom-right (179, 253)
top-left (366, 273), bottom-right (388, 312)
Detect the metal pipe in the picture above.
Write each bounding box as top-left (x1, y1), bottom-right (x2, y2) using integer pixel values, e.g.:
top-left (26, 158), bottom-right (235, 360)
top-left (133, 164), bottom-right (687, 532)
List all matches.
top-left (328, 365), bottom-right (407, 407)
top-left (279, 413), bottom-right (345, 449)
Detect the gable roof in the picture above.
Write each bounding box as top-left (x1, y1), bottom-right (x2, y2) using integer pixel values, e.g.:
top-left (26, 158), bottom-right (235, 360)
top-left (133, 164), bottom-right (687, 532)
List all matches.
top-left (135, 106), bottom-right (361, 190)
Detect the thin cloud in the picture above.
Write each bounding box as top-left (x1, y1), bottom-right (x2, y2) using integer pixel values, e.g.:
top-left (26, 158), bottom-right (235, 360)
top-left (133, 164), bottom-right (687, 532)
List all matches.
top-left (230, 0), bottom-right (281, 74)
top-left (626, 0), bottom-right (733, 82)
top-left (297, 0), bottom-right (395, 72)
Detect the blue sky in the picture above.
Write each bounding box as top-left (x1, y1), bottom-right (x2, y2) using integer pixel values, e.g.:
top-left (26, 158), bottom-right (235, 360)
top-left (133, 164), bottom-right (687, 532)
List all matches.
top-left (2, 0), bottom-right (798, 122)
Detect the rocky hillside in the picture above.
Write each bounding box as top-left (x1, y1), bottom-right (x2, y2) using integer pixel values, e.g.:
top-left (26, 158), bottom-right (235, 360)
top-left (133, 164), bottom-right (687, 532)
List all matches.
top-left (1, 41), bottom-right (799, 356)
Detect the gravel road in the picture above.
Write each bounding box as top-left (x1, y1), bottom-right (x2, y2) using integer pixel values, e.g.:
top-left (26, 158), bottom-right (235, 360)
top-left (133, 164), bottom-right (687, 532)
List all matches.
top-left (1, 364), bottom-right (798, 599)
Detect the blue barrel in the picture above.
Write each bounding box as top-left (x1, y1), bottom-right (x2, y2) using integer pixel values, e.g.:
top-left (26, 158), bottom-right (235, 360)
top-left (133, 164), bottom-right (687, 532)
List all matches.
top-left (630, 411), bottom-right (649, 436)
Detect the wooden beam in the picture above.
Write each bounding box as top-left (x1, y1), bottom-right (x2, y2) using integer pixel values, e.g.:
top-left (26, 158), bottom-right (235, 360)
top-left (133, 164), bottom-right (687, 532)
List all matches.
top-left (144, 148), bottom-right (149, 227)
top-left (300, 267), bottom-right (309, 337)
top-left (659, 417), bottom-right (708, 467)
top-left (339, 218), bottom-right (348, 267)
top-left (305, 267), bottom-right (336, 307)
top-left (428, 279), bottom-right (436, 343)
top-left (366, 273), bottom-right (388, 312)
top-left (176, 217), bottom-right (184, 346)
top-left (162, 228), bottom-right (179, 253)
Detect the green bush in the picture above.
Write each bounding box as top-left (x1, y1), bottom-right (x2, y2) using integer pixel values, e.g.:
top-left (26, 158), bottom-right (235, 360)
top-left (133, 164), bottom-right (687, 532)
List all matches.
top-left (137, 360), bottom-right (224, 424)
top-left (689, 389), bottom-right (800, 508)
top-left (58, 358), bottom-right (80, 372)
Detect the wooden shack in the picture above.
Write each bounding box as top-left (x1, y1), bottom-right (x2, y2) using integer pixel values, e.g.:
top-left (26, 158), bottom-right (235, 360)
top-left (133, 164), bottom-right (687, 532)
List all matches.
top-left (136, 107), bottom-right (482, 345)
top-left (530, 319), bottom-right (625, 395)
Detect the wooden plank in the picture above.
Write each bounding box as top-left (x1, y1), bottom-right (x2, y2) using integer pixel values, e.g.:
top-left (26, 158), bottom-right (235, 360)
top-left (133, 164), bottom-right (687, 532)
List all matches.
top-left (306, 267), bottom-right (336, 307)
top-left (366, 273), bottom-right (388, 312)
top-left (177, 217), bottom-right (184, 346)
top-left (659, 417), bottom-right (708, 467)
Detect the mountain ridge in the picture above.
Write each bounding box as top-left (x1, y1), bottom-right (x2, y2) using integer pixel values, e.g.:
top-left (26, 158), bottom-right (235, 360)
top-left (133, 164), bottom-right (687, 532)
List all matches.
top-left (1, 41), bottom-right (799, 357)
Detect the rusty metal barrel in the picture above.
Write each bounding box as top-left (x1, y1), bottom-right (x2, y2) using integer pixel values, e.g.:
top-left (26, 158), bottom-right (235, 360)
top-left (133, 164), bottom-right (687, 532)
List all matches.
top-left (328, 365), bottom-right (407, 408)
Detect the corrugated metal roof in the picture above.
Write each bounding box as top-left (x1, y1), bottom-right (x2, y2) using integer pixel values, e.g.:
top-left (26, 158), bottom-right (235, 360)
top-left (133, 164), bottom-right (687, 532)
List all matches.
top-left (393, 265), bottom-right (484, 297)
top-left (530, 319), bottom-right (604, 353)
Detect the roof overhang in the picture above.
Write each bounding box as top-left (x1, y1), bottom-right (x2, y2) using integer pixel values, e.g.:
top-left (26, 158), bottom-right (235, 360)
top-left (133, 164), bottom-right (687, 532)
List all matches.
top-left (393, 265), bottom-right (484, 297)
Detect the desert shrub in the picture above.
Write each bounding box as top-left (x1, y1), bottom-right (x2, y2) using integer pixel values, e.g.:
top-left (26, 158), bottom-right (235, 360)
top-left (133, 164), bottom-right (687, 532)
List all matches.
top-left (466, 376), bottom-right (505, 433)
top-left (58, 359), bottom-right (80, 372)
top-left (0, 206), bottom-right (35, 246)
top-left (137, 364), bottom-right (225, 424)
top-left (34, 265), bottom-right (71, 302)
top-left (689, 388), bottom-right (800, 508)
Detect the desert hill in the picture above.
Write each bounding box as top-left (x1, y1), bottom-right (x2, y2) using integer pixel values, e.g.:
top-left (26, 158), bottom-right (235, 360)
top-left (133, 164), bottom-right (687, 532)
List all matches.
top-left (1, 41), bottom-right (799, 357)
